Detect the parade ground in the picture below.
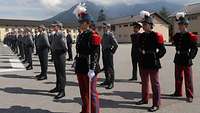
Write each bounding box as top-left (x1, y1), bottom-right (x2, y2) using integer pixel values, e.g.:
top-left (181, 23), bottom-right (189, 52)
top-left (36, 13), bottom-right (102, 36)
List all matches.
top-left (0, 43), bottom-right (200, 113)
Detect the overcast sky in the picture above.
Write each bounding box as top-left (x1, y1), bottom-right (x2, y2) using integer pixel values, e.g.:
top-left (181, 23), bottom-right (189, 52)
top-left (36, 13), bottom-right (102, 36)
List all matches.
top-left (0, 0), bottom-right (199, 20)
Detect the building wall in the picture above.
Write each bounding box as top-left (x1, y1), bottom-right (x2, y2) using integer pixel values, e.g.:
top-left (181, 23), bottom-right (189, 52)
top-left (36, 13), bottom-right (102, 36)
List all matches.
top-left (97, 16), bottom-right (170, 43)
top-left (0, 26), bottom-right (7, 42)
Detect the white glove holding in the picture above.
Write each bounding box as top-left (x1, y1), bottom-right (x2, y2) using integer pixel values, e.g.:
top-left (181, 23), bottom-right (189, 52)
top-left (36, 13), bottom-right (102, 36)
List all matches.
top-left (88, 69), bottom-right (95, 80)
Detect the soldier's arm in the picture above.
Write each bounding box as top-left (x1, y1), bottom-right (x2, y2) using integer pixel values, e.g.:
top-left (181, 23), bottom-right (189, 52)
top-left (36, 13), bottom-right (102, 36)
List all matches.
top-left (110, 32), bottom-right (118, 54)
top-left (43, 32), bottom-right (50, 48)
top-left (90, 32), bottom-right (101, 72)
top-left (156, 32), bottom-right (166, 58)
top-left (59, 33), bottom-right (68, 52)
top-left (189, 32), bottom-right (198, 59)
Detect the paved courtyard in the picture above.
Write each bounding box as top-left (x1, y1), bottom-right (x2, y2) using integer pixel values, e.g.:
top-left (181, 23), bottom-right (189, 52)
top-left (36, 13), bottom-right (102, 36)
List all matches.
top-left (0, 43), bottom-right (200, 113)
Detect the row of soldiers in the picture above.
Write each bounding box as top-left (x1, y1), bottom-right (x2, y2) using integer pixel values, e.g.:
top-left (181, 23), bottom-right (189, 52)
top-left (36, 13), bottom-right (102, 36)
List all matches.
top-left (3, 22), bottom-right (74, 100)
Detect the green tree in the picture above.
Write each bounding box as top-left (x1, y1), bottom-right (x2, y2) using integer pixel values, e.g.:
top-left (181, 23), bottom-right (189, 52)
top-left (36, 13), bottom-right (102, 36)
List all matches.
top-left (158, 7), bottom-right (171, 21)
top-left (97, 9), bottom-right (106, 22)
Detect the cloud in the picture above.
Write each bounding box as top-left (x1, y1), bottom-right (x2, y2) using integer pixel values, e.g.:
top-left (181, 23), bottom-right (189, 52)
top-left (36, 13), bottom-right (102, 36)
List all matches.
top-left (40, 0), bottom-right (62, 9)
top-left (0, 0), bottom-right (198, 20)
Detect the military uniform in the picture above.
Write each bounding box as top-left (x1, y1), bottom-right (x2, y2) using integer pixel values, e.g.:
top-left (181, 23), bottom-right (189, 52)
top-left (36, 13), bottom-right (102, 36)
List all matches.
top-left (36, 31), bottom-right (50, 80)
top-left (101, 28), bottom-right (118, 89)
top-left (34, 32), bottom-right (39, 55)
top-left (75, 29), bottom-right (101, 113)
top-left (138, 31), bottom-right (166, 107)
top-left (130, 32), bottom-right (141, 80)
top-left (24, 32), bottom-right (34, 70)
top-left (66, 33), bottom-right (73, 61)
top-left (136, 10), bottom-right (166, 112)
top-left (74, 3), bottom-right (101, 113)
top-left (172, 32), bottom-right (198, 99)
top-left (48, 32), bottom-right (54, 61)
top-left (50, 26), bottom-right (67, 99)
top-left (18, 34), bottom-right (25, 59)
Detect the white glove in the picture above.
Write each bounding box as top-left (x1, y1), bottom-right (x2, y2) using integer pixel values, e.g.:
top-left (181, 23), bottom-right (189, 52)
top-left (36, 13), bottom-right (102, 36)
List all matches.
top-left (88, 69), bottom-right (95, 80)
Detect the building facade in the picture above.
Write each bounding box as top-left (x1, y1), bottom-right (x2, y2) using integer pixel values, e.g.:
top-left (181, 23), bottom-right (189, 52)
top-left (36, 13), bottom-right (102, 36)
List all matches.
top-left (96, 13), bottom-right (171, 43)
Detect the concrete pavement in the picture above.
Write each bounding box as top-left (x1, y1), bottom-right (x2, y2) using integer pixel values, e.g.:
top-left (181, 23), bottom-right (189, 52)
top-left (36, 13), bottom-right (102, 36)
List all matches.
top-left (0, 43), bottom-right (200, 113)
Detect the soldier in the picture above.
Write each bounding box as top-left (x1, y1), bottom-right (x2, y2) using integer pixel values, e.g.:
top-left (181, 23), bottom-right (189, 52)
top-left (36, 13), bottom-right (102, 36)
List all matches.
top-left (170, 12), bottom-right (198, 103)
top-left (100, 23), bottom-right (118, 89)
top-left (66, 29), bottom-right (73, 61)
top-left (129, 22), bottom-right (142, 81)
top-left (73, 3), bottom-right (101, 113)
top-left (34, 29), bottom-right (39, 55)
top-left (135, 11), bottom-right (166, 112)
top-left (35, 25), bottom-right (50, 81)
top-left (10, 30), bottom-right (18, 54)
top-left (48, 27), bottom-right (55, 62)
top-left (24, 27), bottom-right (34, 70)
top-left (18, 28), bottom-right (25, 60)
top-left (49, 21), bottom-right (67, 99)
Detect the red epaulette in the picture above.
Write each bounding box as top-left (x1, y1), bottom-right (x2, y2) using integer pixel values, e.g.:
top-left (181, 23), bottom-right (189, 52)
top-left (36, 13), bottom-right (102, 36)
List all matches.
top-left (91, 31), bottom-right (102, 45)
top-left (155, 32), bottom-right (164, 44)
top-left (188, 32), bottom-right (198, 42)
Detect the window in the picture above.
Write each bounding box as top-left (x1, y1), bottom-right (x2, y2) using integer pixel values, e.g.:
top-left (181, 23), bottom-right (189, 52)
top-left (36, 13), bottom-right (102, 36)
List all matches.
top-left (111, 25), bottom-right (116, 31)
top-left (193, 32), bottom-right (198, 35)
top-left (124, 24), bottom-right (128, 27)
top-left (188, 16), bottom-right (198, 21)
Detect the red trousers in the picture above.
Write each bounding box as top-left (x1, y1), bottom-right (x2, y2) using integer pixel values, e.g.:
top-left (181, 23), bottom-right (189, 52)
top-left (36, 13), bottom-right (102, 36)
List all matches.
top-left (77, 73), bottom-right (100, 113)
top-left (140, 68), bottom-right (161, 106)
top-left (174, 65), bottom-right (193, 98)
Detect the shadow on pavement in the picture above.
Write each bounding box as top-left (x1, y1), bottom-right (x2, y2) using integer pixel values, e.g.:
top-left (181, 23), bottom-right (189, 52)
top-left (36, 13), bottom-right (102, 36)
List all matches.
top-left (0, 87), bottom-right (55, 97)
top-left (44, 81), bottom-right (78, 87)
top-left (161, 94), bottom-right (186, 101)
top-left (97, 78), bottom-right (142, 84)
top-left (0, 66), bottom-right (13, 69)
top-left (0, 106), bottom-right (66, 113)
top-left (100, 91), bottom-right (141, 100)
top-left (54, 96), bottom-right (149, 111)
top-left (0, 74), bottom-right (34, 79)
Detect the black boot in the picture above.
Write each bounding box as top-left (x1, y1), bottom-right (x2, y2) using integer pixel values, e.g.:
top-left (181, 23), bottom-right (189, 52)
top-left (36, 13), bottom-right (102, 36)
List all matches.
top-left (49, 88), bottom-right (59, 93)
top-left (54, 90), bottom-right (65, 99)
top-left (37, 75), bottom-right (47, 81)
top-left (105, 82), bottom-right (114, 89)
top-left (35, 74), bottom-right (42, 78)
top-left (135, 99), bottom-right (148, 105)
top-left (148, 106), bottom-right (159, 112)
top-left (169, 92), bottom-right (182, 97)
top-left (26, 64), bottom-right (33, 70)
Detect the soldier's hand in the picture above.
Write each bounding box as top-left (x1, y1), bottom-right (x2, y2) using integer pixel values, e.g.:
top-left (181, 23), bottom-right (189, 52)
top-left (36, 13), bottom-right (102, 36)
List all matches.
top-left (88, 70), bottom-right (95, 80)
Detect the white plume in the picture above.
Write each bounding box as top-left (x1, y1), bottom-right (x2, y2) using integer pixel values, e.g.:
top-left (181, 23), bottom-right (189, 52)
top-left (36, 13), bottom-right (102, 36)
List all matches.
top-left (73, 3), bottom-right (87, 18)
top-left (176, 12), bottom-right (186, 20)
top-left (140, 10), bottom-right (150, 18)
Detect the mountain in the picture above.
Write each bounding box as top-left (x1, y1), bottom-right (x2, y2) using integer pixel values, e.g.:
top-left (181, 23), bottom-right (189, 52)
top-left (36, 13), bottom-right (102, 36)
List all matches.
top-left (45, 1), bottom-right (183, 27)
top-left (45, 1), bottom-right (101, 27)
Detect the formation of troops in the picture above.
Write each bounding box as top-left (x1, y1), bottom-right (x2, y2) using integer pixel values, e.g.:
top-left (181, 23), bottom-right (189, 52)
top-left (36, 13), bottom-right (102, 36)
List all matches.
top-left (2, 3), bottom-right (199, 113)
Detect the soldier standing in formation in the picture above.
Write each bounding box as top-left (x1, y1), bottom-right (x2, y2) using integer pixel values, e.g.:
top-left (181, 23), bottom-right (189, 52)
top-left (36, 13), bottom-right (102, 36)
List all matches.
top-left (35, 25), bottom-right (50, 81)
top-left (18, 28), bottom-right (25, 60)
top-left (100, 23), bottom-right (118, 89)
top-left (170, 12), bottom-right (198, 103)
top-left (49, 21), bottom-right (67, 99)
top-left (74, 3), bottom-right (101, 113)
top-left (66, 29), bottom-right (73, 61)
top-left (135, 11), bottom-right (166, 112)
top-left (23, 27), bottom-right (34, 70)
top-left (34, 29), bottom-right (39, 55)
top-left (48, 27), bottom-right (55, 62)
top-left (129, 22), bottom-right (142, 81)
